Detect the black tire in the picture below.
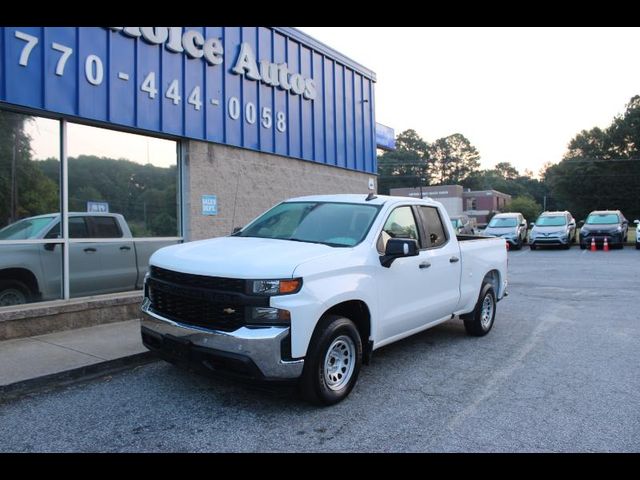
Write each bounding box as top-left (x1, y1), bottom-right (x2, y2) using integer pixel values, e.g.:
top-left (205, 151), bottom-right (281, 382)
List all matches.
top-left (0, 279), bottom-right (32, 307)
top-left (580, 243), bottom-right (587, 250)
top-left (299, 315), bottom-right (362, 406)
top-left (563, 243), bottom-right (571, 250)
top-left (461, 283), bottom-right (496, 337)
top-left (636, 243), bottom-right (640, 250)
top-left (530, 243), bottom-right (537, 250)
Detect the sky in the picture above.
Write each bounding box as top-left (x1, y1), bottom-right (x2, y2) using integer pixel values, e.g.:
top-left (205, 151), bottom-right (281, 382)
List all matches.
top-left (24, 27), bottom-right (640, 178)
top-left (298, 27), bottom-right (640, 176)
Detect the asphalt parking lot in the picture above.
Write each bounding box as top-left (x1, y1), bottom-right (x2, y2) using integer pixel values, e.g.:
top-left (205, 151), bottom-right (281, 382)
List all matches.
top-left (0, 245), bottom-right (639, 452)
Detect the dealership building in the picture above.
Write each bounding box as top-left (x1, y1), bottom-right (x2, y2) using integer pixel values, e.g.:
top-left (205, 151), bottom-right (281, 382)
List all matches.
top-left (0, 27), bottom-right (380, 338)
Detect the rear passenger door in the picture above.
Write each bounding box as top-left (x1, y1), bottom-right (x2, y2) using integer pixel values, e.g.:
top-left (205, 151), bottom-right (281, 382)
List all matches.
top-left (85, 216), bottom-right (137, 293)
top-left (416, 206), bottom-right (462, 321)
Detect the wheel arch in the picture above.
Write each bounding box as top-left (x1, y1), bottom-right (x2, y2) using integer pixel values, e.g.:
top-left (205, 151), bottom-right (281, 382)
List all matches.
top-left (483, 269), bottom-right (501, 298)
top-left (321, 300), bottom-right (372, 364)
top-left (0, 268), bottom-right (39, 296)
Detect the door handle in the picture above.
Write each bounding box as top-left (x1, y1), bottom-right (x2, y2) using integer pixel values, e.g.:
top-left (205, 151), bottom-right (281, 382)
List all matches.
top-left (419, 261), bottom-right (431, 269)
top-left (449, 256), bottom-right (459, 263)
top-left (83, 247), bottom-right (97, 253)
top-left (120, 246), bottom-right (131, 251)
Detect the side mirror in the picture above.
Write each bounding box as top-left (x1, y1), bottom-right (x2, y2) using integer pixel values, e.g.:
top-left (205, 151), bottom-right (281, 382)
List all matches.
top-left (231, 226), bottom-right (242, 235)
top-left (529, 222), bottom-right (535, 229)
top-left (380, 238), bottom-right (419, 268)
top-left (520, 222), bottom-right (526, 227)
top-left (44, 243), bottom-right (56, 251)
top-left (578, 220), bottom-right (585, 227)
top-left (634, 219), bottom-right (639, 225)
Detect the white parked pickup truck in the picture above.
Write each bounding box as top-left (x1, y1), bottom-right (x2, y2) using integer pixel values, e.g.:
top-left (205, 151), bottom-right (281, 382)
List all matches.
top-left (141, 194), bottom-right (508, 405)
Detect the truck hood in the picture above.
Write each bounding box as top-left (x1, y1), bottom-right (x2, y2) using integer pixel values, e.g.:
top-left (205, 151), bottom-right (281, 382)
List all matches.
top-left (149, 236), bottom-right (342, 279)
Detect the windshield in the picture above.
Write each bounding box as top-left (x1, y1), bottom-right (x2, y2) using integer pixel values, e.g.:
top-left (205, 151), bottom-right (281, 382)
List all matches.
top-left (0, 216), bottom-right (55, 240)
top-left (536, 216), bottom-right (566, 227)
top-left (488, 217), bottom-right (517, 228)
top-left (450, 219), bottom-right (461, 228)
top-left (235, 202), bottom-right (381, 247)
top-left (586, 213), bottom-right (619, 225)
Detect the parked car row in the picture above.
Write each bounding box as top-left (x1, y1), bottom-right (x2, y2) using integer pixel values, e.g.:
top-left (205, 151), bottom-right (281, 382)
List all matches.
top-left (479, 209), bottom-right (639, 251)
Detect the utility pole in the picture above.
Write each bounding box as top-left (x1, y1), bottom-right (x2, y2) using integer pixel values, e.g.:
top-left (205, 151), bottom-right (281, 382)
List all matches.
top-left (10, 131), bottom-right (17, 223)
top-left (543, 195), bottom-right (547, 211)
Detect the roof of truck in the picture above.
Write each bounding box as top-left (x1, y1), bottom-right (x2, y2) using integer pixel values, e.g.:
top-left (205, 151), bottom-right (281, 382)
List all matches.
top-left (284, 194), bottom-right (439, 206)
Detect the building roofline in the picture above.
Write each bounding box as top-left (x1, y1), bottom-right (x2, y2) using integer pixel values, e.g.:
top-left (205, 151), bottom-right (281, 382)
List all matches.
top-left (276, 28), bottom-right (377, 82)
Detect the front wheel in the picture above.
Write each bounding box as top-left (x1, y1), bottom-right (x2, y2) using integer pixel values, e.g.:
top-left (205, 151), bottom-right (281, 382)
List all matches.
top-left (0, 279), bottom-right (32, 307)
top-left (299, 315), bottom-right (362, 406)
top-left (461, 283), bottom-right (496, 337)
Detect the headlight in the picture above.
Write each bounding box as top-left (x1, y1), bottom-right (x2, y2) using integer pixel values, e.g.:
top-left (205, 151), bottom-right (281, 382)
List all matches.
top-left (249, 307), bottom-right (291, 325)
top-left (251, 278), bottom-right (302, 295)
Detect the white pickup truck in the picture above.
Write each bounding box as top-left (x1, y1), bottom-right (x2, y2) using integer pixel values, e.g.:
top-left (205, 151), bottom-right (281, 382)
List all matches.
top-left (141, 194), bottom-right (508, 405)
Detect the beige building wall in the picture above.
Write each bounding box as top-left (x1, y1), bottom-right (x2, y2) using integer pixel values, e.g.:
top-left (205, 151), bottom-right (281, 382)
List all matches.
top-left (184, 140), bottom-right (377, 241)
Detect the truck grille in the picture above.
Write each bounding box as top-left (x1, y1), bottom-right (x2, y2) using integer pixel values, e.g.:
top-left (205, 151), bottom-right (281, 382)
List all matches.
top-left (148, 267), bottom-right (250, 332)
top-left (150, 266), bottom-right (246, 293)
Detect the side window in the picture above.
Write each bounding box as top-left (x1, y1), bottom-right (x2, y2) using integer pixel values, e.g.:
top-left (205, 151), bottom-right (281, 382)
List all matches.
top-left (69, 217), bottom-right (89, 239)
top-left (419, 206), bottom-right (448, 248)
top-left (89, 217), bottom-right (122, 238)
top-left (377, 206), bottom-right (419, 254)
top-left (45, 222), bottom-right (61, 239)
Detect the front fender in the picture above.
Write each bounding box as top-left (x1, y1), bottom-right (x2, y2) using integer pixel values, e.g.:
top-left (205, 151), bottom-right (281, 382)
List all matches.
top-left (271, 268), bottom-right (377, 359)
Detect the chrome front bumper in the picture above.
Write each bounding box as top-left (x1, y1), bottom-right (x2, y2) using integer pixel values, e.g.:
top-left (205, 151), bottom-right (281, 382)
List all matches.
top-left (140, 299), bottom-right (304, 380)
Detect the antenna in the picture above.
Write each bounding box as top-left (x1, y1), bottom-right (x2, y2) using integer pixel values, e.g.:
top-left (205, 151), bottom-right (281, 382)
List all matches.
top-left (366, 177), bottom-right (377, 201)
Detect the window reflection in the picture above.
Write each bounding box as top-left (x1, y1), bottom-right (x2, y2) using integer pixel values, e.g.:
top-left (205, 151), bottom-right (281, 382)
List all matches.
top-left (67, 123), bottom-right (179, 238)
top-left (0, 111), bottom-right (62, 305)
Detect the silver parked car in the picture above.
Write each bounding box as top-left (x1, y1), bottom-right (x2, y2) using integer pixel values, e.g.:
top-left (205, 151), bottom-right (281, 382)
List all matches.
top-left (483, 212), bottom-right (528, 249)
top-left (450, 214), bottom-right (477, 235)
top-left (529, 211), bottom-right (576, 250)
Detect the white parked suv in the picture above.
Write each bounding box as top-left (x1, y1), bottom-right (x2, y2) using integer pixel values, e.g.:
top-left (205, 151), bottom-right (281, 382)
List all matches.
top-left (140, 194), bottom-right (508, 405)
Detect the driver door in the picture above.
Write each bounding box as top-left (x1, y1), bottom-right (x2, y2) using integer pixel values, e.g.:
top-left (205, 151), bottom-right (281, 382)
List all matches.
top-left (375, 206), bottom-right (431, 341)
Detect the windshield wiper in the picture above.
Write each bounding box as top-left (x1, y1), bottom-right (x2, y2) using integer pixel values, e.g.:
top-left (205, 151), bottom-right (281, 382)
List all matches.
top-left (287, 237), bottom-right (346, 248)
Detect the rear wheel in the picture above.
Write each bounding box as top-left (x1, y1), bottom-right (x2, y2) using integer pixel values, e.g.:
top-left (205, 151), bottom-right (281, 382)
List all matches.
top-left (0, 279), bottom-right (32, 307)
top-left (461, 283), bottom-right (496, 337)
top-left (299, 315), bottom-right (362, 406)
top-left (530, 243), bottom-right (537, 250)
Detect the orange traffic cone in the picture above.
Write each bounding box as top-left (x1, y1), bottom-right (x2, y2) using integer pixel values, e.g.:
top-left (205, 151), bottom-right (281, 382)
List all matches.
top-left (590, 237), bottom-right (596, 251)
top-left (603, 237), bottom-right (609, 252)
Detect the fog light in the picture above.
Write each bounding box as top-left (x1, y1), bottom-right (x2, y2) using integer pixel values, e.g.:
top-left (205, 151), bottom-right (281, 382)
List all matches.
top-left (249, 307), bottom-right (290, 324)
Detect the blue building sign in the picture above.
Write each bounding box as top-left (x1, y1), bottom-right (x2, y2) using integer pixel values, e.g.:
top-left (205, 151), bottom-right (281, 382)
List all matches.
top-left (201, 195), bottom-right (218, 216)
top-left (87, 201), bottom-right (109, 213)
top-left (375, 122), bottom-right (395, 151)
top-left (0, 27), bottom-right (377, 173)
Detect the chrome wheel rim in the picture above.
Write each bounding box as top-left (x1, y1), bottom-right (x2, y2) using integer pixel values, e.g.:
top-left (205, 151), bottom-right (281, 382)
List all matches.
top-left (480, 294), bottom-right (494, 330)
top-left (323, 335), bottom-right (356, 391)
top-left (0, 288), bottom-right (27, 307)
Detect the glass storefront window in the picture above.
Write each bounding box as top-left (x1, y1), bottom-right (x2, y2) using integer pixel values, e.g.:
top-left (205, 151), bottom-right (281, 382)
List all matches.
top-left (0, 109), bottom-right (182, 306)
top-left (66, 122), bottom-right (180, 298)
top-left (67, 123), bottom-right (179, 238)
top-left (0, 111), bottom-right (62, 306)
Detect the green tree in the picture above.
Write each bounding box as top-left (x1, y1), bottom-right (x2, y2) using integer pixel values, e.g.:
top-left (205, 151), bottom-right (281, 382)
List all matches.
top-left (545, 95), bottom-right (640, 221)
top-left (504, 196), bottom-right (542, 223)
top-left (0, 112), bottom-right (58, 228)
top-left (428, 133), bottom-right (480, 185)
top-left (377, 129), bottom-right (430, 194)
top-left (493, 162), bottom-right (520, 180)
